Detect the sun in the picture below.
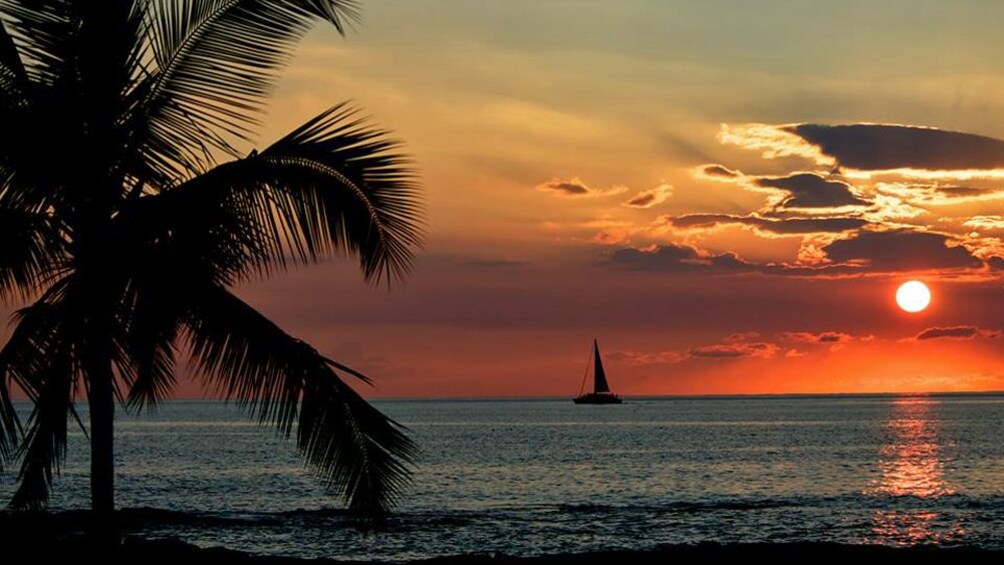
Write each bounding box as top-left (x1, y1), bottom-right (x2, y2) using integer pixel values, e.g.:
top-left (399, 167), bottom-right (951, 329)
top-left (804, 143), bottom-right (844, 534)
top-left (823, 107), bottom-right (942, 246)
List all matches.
top-left (896, 280), bottom-right (931, 313)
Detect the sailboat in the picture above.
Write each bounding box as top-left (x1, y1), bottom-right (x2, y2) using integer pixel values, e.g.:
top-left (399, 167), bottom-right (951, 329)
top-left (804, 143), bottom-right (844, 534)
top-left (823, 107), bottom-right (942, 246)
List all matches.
top-left (573, 339), bottom-right (623, 404)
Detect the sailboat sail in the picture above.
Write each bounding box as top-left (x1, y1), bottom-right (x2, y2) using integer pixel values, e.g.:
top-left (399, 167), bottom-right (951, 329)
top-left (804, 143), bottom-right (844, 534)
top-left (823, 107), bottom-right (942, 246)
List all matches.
top-left (573, 338), bottom-right (622, 404)
top-left (593, 340), bottom-right (610, 393)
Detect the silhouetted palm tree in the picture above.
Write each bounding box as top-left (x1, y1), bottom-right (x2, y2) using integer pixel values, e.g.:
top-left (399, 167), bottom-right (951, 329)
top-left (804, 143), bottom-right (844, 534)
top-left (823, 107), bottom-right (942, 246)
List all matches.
top-left (0, 0), bottom-right (422, 517)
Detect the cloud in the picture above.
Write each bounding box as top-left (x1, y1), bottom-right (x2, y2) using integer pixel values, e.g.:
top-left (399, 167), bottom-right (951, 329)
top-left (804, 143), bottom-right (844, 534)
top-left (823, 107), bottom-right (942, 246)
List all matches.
top-left (718, 123), bottom-right (829, 163)
top-left (720, 123), bottom-right (1004, 179)
top-left (622, 183), bottom-right (673, 209)
top-left (608, 243), bottom-right (755, 273)
top-left (821, 229), bottom-right (983, 272)
top-left (538, 178), bottom-right (588, 196)
top-left (724, 331), bottom-right (760, 342)
top-left (614, 330), bottom-right (874, 368)
top-left (778, 331), bottom-right (873, 351)
top-left (915, 326), bottom-right (1002, 340)
top-left (698, 164), bottom-right (741, 179)
top-left (688, 342), bottom-right (779, 359)
top-left (964, 216), bottom-right (1004, 231)
top-left (609, 350), bottom-right (684, 366)
top-left (694, 163), bottom-right (871, 212)
top-left (780, 331), bottom-right (854, 344)
top-left (609, 227), bottom-right (988, 276)
top-left (611, 340), bottom-right (779, 365)
top-left (936, 186), bottom-right (1000, 199)
top-left (666, 213), bottom-right (869, 235)
top-left (876, 182), bottom-right (1004, 206)
top-left (536, 177), bottom-right (628, 197)
top-left (756, 173), bottom-right (870, 209)
top-left (786, 123), bottom-right (1004, 172)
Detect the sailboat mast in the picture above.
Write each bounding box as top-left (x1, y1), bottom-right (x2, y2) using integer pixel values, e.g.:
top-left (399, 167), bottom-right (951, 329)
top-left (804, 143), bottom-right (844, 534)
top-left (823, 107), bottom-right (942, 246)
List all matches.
top-left (577, 343), bottom-right (593, 396)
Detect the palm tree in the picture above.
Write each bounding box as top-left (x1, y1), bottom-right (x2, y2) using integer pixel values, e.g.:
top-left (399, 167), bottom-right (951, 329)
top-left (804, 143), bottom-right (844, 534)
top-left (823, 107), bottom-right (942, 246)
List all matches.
top-left (0, 0), bottom-right (423, 517)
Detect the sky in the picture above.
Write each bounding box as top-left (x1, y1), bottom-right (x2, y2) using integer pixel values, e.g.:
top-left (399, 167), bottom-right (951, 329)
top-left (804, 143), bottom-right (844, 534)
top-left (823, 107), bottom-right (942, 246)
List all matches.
top-left (25, 0), bottom-right (1004, 398)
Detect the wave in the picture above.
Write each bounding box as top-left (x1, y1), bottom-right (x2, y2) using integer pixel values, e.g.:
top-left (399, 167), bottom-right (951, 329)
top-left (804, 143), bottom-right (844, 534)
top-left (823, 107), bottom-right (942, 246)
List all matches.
top-left (6, 492), bottom-right (1003, 534)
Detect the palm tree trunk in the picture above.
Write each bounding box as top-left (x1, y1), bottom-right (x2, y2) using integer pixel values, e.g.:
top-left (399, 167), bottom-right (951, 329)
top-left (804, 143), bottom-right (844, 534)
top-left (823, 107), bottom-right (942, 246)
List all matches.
top-left (89, 354), bottom-right (115, 515)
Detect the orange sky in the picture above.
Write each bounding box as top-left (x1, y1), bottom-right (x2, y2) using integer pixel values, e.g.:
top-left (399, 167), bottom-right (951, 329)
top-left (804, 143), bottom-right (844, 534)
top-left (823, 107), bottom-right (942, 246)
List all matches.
top-left (10, 1), bottom-right (1004, 398)
top-left (172, 1), bottom-right (1004, 398)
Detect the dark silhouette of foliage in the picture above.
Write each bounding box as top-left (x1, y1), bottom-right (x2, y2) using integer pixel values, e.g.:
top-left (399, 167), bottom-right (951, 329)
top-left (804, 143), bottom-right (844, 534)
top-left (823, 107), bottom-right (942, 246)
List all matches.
top-left (0, 0), bottom-right (423, 516)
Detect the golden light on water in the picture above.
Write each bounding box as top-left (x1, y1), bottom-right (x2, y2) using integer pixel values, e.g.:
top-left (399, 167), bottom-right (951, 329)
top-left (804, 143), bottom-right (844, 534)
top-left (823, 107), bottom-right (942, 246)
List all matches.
top-left (867, 397), bottom-right (963, 545)
top-left (872, 398), bottom-right (953, 499)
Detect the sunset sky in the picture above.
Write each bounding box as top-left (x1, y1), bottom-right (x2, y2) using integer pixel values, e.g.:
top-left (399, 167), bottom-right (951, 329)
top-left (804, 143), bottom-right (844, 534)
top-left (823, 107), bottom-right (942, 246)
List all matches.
top-left (17, 1), bottom-right (1004, 398)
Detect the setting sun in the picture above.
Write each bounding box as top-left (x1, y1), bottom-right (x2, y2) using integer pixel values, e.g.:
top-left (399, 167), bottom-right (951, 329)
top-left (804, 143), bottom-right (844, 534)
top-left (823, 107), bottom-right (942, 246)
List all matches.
top-left (896, 281), bottom-right (932, 313)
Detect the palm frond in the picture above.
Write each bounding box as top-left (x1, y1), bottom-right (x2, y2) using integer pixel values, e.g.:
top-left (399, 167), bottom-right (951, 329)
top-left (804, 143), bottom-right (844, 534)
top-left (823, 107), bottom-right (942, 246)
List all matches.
top-left (9, 354), bottom-right (73, 511)
top-left (185, 283), bottom-right (416, 514)
top-left (0, 206), bottom-right (65, 304)
top-left (0, 17), bottom-right (26, 96)
top-left (0, 351), bottom-right (17, 473)
top-left (258, 103), bottom-right (424, 282)
top-left (0, 284), bottom-right (75, 509)
top-left (116, 275), bottom-right (182, 411)
top-left (117, 104), bottom-right (423, 285)
top-left (0, 0), bottom-right (74, 86)
top-left (134, 0), bottom-right (360, 179)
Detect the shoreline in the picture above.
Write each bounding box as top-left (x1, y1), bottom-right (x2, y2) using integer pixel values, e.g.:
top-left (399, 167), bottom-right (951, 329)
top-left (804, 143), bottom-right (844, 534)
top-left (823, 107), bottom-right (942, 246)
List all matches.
top-left (4, 508), bottom-right (1003, 563)
top-left (8, 537), bottom-right (1004, 564)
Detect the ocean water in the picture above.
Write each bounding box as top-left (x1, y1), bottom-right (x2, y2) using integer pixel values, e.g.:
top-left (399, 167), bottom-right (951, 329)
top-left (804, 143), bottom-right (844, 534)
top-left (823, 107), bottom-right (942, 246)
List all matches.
top-left (2, 395), bottom-right (1004, 560)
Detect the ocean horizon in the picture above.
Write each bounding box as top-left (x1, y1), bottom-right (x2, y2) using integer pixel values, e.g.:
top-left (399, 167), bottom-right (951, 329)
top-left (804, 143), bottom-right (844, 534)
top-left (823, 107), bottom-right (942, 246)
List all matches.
top-left (3, 394), bottom-right (1002, 561)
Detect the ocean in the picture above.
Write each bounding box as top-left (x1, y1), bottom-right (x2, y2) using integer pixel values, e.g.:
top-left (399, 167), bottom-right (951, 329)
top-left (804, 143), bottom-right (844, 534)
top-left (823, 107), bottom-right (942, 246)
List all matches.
top-left (2, 395), bottom-right (1003, 560)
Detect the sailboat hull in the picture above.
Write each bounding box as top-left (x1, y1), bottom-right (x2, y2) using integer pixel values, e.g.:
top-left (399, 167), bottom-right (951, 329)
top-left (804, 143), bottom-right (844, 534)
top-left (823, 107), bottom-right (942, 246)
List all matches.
top-left (573, 393), bottom-right (623, 405)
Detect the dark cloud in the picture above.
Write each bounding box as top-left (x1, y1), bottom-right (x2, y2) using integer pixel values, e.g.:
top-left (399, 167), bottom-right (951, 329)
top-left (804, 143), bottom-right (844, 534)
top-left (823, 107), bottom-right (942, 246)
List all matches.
top-left (756, 173), bottom-right (870, 209)
top-left (724, 331), bottom-right (760, 342)
top-left (623, 184), bottom-right (673, 209)
top-left (610, 228), bottom-right (987, 276)
top-left (688, 342), bottom-right (779, 359)
top-left (667, 213), bottom-right (869, 234)
top-left (612, 337), bottom-right (778, 365)
top-left (916, 326), bottom-right (1001, 340)
top-left (609, 244), bottom-right (755, 273)
top-left (700, 164), bottom-right (741, 179)
top-left (537, 179), bottom-right (589, 195)
top-left (614, 329), bottom-right (874, 367)
top-left (536, 178), bottom-right (627, 197)
top-left (786, 123), bottom-right (1004, 171)
top-left (608, 350), bottom-right (683, 366)
top-left (936, 186), bottom-right (997, 199)
top-left (780, 331), bottom-right (855, 344)
top-left (625, 193), bottom-right (657, 207)
top-left (822, 230), bottom-right (982, 271)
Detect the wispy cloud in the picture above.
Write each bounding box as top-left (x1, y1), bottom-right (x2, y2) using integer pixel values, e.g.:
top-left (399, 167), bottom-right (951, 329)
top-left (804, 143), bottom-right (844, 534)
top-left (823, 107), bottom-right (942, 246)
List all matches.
top-left (915, 326), bottom-right (1002, 340)
top-left (665, 213), bottom-right (869, 235)
top-left (613, 330), bottom-right (872, 367)
top-left (608, 228), bottom-right (990, 277)
top-left (536, 177), bottom-right (628, 198)
top-left (622, 183), bottom-right (673, 209)
top-left (689, 342), bottom-right (779, 359)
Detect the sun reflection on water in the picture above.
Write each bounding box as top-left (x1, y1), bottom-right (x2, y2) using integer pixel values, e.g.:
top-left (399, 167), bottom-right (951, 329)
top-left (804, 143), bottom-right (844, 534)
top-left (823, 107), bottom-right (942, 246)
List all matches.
top-left (866, 396), bottom-right (962, 545)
